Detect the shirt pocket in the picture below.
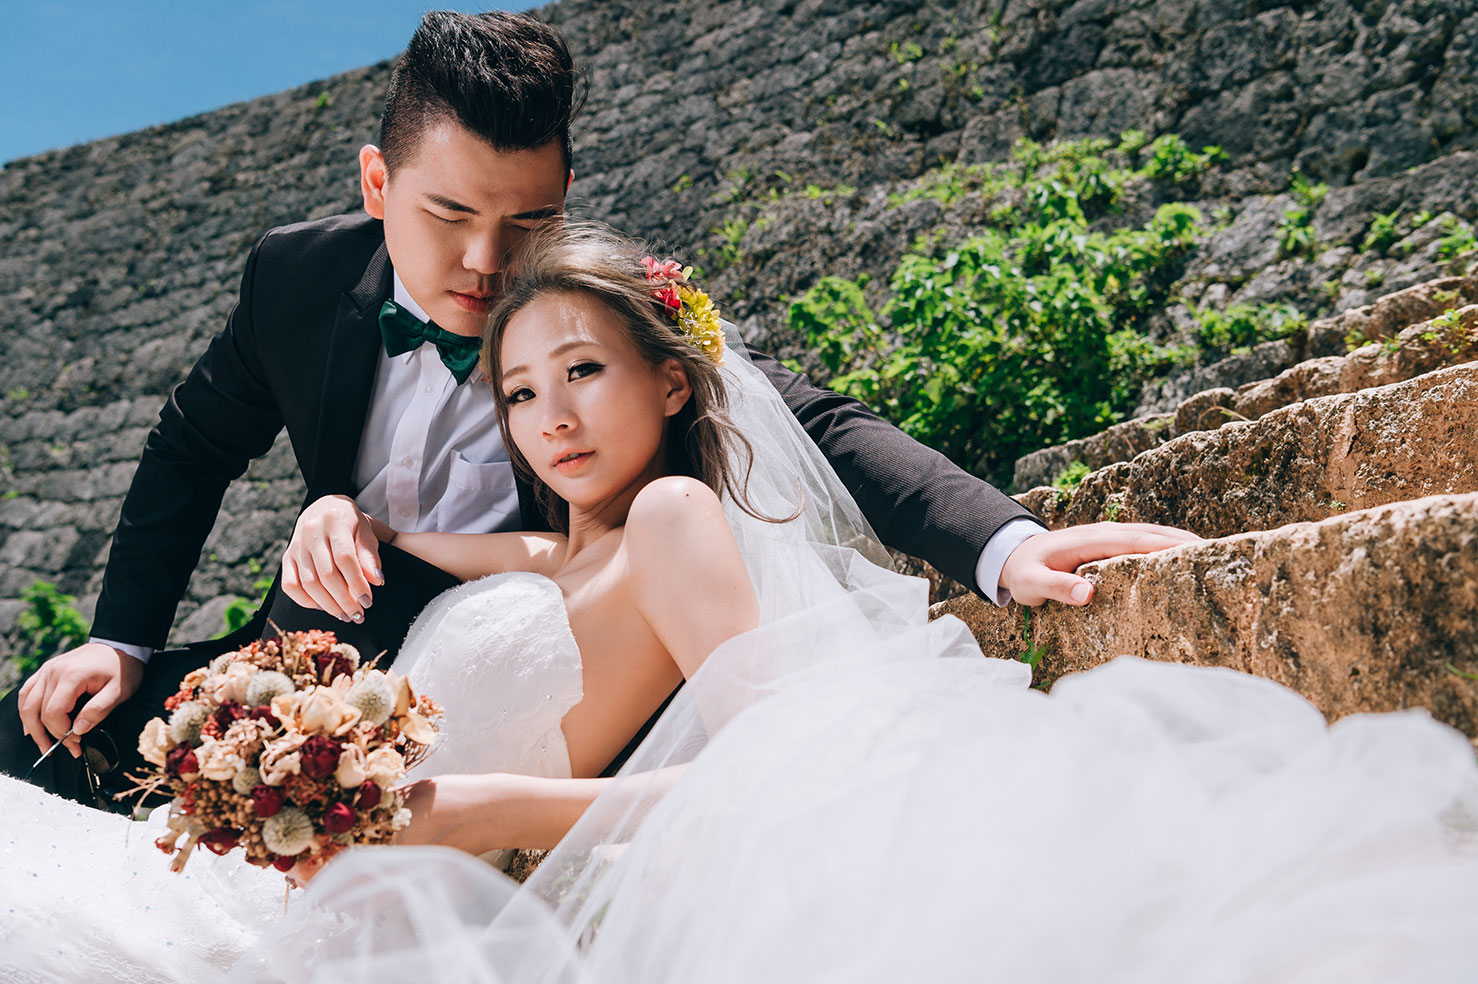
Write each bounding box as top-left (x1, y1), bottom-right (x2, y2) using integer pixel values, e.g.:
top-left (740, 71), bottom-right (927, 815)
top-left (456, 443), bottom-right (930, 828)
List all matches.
top-left (447, 451), bottom-right (519, 491)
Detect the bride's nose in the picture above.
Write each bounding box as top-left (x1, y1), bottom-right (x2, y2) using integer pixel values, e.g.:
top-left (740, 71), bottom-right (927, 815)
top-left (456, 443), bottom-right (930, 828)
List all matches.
top-left (540, 394), bottom-right (578, 435)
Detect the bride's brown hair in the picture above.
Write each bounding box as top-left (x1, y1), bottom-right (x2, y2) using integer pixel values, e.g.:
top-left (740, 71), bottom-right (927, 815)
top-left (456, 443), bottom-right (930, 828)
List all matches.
top-left (482, 221), bottom-right (776, 532)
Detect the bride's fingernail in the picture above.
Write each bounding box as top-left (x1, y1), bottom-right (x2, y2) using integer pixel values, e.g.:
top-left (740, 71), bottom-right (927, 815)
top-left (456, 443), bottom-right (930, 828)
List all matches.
top-left (350, 612), bottom-right (364, 624)
top-left (1070, 583), bottom-right (1092, 604)
top-left (370, 567), bottom-right (384, 584)
top-left (357, 594), bottom-right (372, 608)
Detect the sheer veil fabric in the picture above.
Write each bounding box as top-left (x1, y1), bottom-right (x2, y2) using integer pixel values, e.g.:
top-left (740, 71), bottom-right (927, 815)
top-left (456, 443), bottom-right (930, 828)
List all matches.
top-left (233, 328), bottom-right (1478, 983)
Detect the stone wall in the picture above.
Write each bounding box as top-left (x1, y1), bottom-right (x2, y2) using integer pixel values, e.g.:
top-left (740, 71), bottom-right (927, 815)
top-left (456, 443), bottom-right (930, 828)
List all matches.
top-left (3, 0), bottom-right (1476, 655)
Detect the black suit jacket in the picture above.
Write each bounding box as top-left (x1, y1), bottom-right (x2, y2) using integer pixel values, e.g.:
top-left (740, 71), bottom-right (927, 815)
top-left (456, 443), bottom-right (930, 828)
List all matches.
top-left (91, 213), bottom-right (1041, 649)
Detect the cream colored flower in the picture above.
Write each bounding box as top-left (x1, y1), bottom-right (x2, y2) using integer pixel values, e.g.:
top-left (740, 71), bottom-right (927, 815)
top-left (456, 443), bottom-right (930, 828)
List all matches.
top-left (167, 701), bottom-right (208, 745)
top-left (400, 709), bottom-right (437, 746)
top-left (245, 670), bottom-right (294, 709)
top-left (363, 746), bottom-right (406, 788)
top-left (195, 737), bottom-right (245, 782)
top-left (211, 662), bottom-right (257, 705)
top-left (273, 687), bottom-right (362, 737)
top-left (345, 671), bottom-right (395, 728)
top-left (138, 717), bottom-right (174, 768)
top-left (262, 807), bottom-right (315, 856)
top-left (260, 734), bottom-right (307, 786)
top-left (334, 743), bottom-right (368, 789)
top-left (180, 666), bottom-right (211, 692)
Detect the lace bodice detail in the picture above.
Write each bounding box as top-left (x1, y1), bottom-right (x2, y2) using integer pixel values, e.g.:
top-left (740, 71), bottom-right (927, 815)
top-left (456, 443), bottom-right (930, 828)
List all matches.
top-left (393, 571), bottom-right (584, 782)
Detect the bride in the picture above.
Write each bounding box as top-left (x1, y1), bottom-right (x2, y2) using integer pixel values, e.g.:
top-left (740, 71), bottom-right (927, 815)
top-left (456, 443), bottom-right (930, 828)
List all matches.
top-left (3, 224), bottom-right (1476, 983)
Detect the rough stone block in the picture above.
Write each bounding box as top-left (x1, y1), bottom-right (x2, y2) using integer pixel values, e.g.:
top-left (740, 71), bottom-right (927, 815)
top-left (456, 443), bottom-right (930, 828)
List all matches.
top-left (1034, 362), bottom-right (1478, 536)
top-left (933, 492), bottom-right (1478, 739)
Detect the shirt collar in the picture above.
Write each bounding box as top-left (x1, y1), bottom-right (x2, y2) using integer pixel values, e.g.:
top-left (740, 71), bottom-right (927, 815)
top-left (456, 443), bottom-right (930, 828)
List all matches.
top-left (391, 271), bottom-right (434, 325)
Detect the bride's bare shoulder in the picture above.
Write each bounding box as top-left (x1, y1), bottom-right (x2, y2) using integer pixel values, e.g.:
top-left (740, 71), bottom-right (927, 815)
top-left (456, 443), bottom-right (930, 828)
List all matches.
top-left (626, 476), bottom-right (739, 569)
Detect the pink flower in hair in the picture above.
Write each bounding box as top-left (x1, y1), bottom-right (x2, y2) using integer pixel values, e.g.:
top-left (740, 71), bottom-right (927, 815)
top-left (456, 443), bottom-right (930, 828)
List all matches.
top-left (641, 256), bottom-right (686, 282)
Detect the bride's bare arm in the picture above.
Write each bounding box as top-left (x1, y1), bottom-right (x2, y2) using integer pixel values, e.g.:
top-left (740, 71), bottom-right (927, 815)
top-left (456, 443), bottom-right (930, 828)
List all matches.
top-left (623, 477), bottom-right (761, 680)
top-left (385, 527), bottom-right (565, 583)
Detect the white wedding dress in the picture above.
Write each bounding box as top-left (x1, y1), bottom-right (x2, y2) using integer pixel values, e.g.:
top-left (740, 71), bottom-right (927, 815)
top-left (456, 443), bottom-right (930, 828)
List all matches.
top-left (5, 344), bottom-right (1478, 982)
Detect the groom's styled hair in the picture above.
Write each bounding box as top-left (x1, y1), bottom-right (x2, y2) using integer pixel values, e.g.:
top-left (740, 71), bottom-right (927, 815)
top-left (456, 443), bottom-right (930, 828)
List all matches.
top-left (379, 10), bottom-right (583, 173)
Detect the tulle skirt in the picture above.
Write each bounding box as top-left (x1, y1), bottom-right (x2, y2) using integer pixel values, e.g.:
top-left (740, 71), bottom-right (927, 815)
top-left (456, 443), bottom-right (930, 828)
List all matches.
top-left (235, 608), bottom-right (1478, 984)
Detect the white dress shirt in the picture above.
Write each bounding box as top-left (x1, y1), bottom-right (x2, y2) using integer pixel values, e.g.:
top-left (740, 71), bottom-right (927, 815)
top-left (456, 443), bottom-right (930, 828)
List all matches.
top-left (350, 274), bottom-right (522, 535)
top-left (98, 275), bottom-right (1038, 662)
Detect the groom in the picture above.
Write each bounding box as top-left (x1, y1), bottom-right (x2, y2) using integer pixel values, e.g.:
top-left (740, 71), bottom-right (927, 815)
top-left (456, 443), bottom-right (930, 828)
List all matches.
top-left (1, 11), bottom-right (1193, 806)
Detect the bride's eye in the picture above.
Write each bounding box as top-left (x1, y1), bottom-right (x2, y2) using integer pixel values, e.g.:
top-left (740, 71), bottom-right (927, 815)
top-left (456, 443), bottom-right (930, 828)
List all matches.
top-left (569, 361), bottom-right (603, 380)
top-left (505, 386), bottom-right (534, 404)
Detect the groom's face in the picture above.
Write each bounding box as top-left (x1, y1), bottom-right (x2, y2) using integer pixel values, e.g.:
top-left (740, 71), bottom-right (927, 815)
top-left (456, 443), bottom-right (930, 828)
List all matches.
top-left (359, 120), bottom-right (569, 338)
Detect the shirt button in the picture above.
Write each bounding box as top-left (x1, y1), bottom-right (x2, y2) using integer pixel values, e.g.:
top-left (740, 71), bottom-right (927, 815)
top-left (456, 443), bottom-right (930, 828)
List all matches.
top-left (401, 456), bottom-right (415, 468)
top-left (424, 384), bottom-right (436, 394)
top-left (398, 506), bottom-right (413, 517)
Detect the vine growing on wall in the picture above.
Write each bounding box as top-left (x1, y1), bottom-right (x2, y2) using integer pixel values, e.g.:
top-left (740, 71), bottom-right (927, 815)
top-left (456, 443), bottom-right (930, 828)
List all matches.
top-left (790, 132), bottom-right (1221, 482)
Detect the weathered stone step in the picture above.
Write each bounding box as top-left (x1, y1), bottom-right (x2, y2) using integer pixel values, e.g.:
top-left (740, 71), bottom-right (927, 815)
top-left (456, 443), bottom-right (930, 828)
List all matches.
top-left (1016, 360), bottom-right (1478, 537)
top-left (1013, 275), bottom-right (1478, 491)
top-left (932, 492), bottom-right (1478, 740)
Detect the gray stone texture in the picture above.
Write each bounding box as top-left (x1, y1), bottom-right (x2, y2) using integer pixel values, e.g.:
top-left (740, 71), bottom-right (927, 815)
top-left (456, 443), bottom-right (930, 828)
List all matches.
top-left (4, 0), bottom-right (1478, 654)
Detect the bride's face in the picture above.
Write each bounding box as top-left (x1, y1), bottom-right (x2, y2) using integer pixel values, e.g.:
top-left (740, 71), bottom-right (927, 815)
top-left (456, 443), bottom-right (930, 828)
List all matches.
top-left (500, 291), bottom-right (692, 514)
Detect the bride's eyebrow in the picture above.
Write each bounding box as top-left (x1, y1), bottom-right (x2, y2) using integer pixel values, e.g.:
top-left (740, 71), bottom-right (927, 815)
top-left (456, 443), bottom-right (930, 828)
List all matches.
top-left (501, 339), bottom-right (597, 378)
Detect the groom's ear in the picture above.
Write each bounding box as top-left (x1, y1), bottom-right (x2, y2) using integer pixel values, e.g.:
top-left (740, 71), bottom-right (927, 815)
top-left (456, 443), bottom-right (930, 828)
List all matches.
top-left (360, 145), bottom-right (390, 221)
top-left (566, 169), bottom-right (574, 193)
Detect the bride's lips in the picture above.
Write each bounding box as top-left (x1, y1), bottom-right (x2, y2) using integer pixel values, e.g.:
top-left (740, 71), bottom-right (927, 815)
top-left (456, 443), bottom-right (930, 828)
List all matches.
top-left (552, 450), bottom-right (593, 472)
top-left (449, 290), bottom-right (495, 314)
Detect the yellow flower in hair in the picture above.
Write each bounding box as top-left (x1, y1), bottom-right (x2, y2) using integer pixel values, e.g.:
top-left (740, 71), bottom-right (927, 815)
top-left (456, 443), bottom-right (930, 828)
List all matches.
top-left (677, 284), bottom-right (725, 364)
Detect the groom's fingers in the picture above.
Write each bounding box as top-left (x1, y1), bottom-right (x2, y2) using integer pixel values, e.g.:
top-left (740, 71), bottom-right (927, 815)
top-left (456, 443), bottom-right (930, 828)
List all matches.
top-left (1038, 522), bottom-right (1201, 573)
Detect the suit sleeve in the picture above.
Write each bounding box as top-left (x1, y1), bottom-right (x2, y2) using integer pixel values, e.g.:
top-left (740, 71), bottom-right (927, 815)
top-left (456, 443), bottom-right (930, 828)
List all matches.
top-left (90, 234), bottom-right (286, 649)
top-left (743, 344), bottom-right (1044, 596)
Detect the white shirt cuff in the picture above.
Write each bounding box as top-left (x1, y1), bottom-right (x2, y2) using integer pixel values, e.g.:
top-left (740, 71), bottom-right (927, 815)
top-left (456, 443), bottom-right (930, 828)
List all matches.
top-left (973, 518), bottom-right (1046, 607)
top-left (89, 637), bottom-right (154, 666)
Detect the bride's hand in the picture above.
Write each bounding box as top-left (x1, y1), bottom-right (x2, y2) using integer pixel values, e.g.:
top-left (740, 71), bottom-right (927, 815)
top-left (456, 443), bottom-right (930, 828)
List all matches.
top-left (393, 775), bottom-right (509, 856)
top-left (998, 521), bottom-right (1202, 606)
top-left (282, 494), bottom-right (385, 623)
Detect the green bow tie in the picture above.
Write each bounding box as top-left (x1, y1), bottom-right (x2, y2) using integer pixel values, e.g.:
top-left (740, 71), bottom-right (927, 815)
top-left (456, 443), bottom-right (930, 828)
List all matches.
top-left (378, 299), bottom-right (482, 384)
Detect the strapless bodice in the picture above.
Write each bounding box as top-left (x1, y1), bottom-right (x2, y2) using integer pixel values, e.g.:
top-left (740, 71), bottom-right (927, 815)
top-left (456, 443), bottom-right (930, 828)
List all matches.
top-left (392, 571), bottom-right (584, 782)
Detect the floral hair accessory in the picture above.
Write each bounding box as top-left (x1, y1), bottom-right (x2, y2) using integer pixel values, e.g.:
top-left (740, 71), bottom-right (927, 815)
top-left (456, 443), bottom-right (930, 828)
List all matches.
top-left (641, 255), bottom-right (724, 364)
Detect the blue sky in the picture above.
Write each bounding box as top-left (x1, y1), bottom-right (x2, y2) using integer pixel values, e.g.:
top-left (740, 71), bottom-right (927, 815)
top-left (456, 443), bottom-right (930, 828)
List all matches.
top-left (0, 1), bottom-right (540, 164)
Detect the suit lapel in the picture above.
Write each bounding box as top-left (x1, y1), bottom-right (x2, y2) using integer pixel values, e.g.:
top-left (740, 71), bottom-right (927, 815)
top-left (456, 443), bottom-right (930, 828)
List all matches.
top-left (309, 242), bottom-right (392, 498)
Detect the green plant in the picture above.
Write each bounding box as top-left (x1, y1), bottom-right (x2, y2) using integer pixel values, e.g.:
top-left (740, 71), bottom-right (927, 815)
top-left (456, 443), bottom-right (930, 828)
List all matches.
top-left (1361, 209), bottom-right (1402, 253)
top-left (671, 173), bottom-right (693, 194)
top-left (1364, 268), bottom-right (1385, 288)
top-left (793, 133), bottom-right (1231, 482)
top-left (1276, 170), bottom-right (1327, 260)
top-left (1051, 461), bottom-right (1092, 493)
top-left (1436, 216), bottom-right (1477, 259)
top-left (1018, 609), bottom-right (1045, 671)
top-left (1194, 303), bottom-right (1306, 354)
top-left (14, 581), bottom-right (89, 678)
top-left (706, 217), bottom-right (749, 271)
top-left (219, 575), bottom-right (275, 638)
top-left (1140, 135), bottom-right (1223, 183)
top-left (5, 387), bottom-right (29, 402)
top-left (315, 91), bottom-right (333, 110)
top-left (1102, 499), bottom-right (1122, 522)
top-left (1411, 209), bottom-right (1435, 230)
top-left (890, 40), bottom-right (924, 63)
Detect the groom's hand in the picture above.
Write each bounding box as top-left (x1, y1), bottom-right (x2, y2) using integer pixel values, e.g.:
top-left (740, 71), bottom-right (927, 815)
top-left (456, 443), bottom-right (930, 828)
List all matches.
top-left (18, 642), bottom-right (145, 758)
top-left (282, 494), bottom-right (384, 623)
top-left (998, 522), bottom-right (1202, 607)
